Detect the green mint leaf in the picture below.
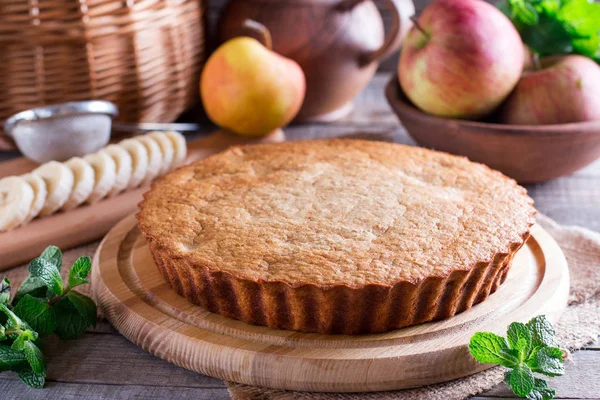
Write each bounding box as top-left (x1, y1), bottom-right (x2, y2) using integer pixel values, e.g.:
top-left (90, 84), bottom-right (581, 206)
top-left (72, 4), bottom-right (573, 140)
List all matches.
top-left (0, 278), bottom-right (10, 304)
top-left (538, 0), bottom-right (561, 17)
top-left (527, 316), bottom-right (558, 348)
top-left (0, 303), bottom-right (24, 330)
top-left (22, 340), bottom-right (45, 374)
top-left (13, 294), bottom-right (57, 337)
top-left (543, 346), bottom-right (565, 359)
top-left (527, 378), bottom-right (556, 400)
top-left (507, 321), bottom-right (532, 360)
top-left (469, 332), bottom-right (518, 368)
top-left (18, 369), bottom-right (45, 389)
top-left (68, 256), bottom-right (92, 289)
top-left (497, 0), bottom-right (512, 18)
top-left (28, 257), bottom-right (63, 296)
top-left (527, 346), bottom-right (565, 377)
top-left (517, 2), bottom-right (539, 25)
top-left (13, 276), bottom-right (47, 305)
top-left (501, 348), bottom-right (521, 362)
top-left (39, 245), bottom-right (62, 271)
top-left (573, 35), bottom-right (600, 61)
top-left (54, 296), bottom-right (93, 340)
top-left (10, 329), bottom-right (38, 351)
top-left (503, 369), bottom-right (511, 386)
top-left (520, 16), bottom-right (574, 56)
top-left (0, 324), bottom-right (5, 341)
top-left (508, 364), bottom-right (536, 397)
top-left (66, 290), bottom-right (97, 328)
top-left (499, 0), bottom-right (600, 61)
top-left (557, 0), bottom-right (600, 37)
top-left (471, 315), bottom-right (561, 399)
top-left (0, 344), bottom-right (29, 372)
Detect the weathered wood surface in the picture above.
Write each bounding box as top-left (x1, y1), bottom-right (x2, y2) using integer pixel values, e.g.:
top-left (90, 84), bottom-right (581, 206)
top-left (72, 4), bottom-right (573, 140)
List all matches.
top-left (0, 73), bottom-right (599, 399)
top-left (0, 381), bottom-right (231, 400)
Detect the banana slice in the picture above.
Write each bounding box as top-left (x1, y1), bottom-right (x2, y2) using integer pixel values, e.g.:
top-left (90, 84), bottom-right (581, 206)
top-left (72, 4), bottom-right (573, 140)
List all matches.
top-left (118, 139), bottom-right (149, 189)
top-left (164, 131), bottom-right (187, 169)
top-left (148, 132), bottom-right (174, 176)
top-left (62, 157), bottom-right (95, 211)
top-left (22, 173), bottom-right (47, 223)
top-left (135, 135), bottom-right (162, 185)
top-left (105, 145), bottom-right (133, 197)
top-left (0, 176), bottom-right (34, 231)
top-left (33, 161), bottom-right (74, 216)
top-left (84, 150), bottom-right (116, 204)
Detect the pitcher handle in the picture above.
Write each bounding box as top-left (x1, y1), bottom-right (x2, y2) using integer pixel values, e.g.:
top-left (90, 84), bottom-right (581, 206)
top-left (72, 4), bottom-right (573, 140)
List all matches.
top-left (341, 0), bottom-right (415, 66)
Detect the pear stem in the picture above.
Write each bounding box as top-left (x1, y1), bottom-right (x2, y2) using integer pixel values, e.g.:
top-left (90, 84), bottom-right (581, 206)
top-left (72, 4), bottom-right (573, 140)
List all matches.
top-left (243, 19), bottom-right (273, 50)
top-left (410, 16), bottom-right (429, 39)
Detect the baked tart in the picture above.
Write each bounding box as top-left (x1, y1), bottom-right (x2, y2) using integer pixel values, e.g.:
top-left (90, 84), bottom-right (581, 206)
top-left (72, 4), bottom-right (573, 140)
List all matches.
top-left (137, 139), bottom-right (536, 334)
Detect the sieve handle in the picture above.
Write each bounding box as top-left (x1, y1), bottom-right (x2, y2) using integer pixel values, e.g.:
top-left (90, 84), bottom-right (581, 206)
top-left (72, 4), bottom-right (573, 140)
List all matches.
top-left (112, 122), bottom-right (200, 133)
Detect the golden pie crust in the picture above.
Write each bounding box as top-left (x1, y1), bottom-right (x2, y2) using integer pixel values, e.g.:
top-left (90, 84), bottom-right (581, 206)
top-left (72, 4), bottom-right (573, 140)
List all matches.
top-left (137, 139), bottom-right (536, 334)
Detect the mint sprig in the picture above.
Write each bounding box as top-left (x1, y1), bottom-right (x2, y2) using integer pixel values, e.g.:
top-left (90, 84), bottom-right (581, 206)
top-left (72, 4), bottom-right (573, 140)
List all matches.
top-left (469, 315), bottom-right (565, 399)
top-left (0, 246), bottom-right (96, 389)
top-left (497, 0), bottom-right (600, 62)
top-left (0, 278), bottom-right (10, 305)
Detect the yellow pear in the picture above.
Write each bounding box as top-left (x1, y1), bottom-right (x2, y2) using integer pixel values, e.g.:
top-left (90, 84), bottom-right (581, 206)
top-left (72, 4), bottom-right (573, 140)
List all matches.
top-left (200, 35), bottom-right (306, 137)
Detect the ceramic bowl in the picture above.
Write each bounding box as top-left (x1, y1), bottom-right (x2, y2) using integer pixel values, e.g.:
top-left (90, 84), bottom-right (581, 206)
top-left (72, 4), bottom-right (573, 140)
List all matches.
top-left (385, 77), bottom-right (600, 183)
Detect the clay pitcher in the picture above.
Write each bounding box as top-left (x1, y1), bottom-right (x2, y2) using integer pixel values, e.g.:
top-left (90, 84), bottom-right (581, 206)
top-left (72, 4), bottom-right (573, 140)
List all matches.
top-left (219, 0), bottom-right (415, 121)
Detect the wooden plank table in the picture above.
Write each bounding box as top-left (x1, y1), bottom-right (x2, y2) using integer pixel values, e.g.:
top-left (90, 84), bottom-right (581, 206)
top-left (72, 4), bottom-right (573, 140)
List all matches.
top-left (0, 73), bottom-right (599, 399)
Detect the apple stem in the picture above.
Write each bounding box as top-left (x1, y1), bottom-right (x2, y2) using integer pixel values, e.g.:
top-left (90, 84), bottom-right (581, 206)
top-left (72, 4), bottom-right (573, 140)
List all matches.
top-left (410, 16), bottom-right (429, 39)
top-left (532, 52), bottom-right (541, 71)
top-left (243, 19), bottom-right (273, 51)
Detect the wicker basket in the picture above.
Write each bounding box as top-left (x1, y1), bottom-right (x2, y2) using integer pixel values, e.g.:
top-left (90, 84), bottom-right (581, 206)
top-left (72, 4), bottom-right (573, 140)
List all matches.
top-left (0, 0), bottom-right (205, 150)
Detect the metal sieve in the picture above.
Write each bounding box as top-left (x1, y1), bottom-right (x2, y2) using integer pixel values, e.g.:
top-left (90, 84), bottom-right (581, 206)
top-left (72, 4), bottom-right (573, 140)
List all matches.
top-left (4, 101), bottom-right (118, 164)
top-left (3, 101), bottom-right (200, 164)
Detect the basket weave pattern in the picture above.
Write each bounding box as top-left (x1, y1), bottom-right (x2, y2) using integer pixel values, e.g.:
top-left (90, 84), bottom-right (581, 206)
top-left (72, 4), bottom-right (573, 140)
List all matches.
top-left (0, 0), bottom-right (205, 150)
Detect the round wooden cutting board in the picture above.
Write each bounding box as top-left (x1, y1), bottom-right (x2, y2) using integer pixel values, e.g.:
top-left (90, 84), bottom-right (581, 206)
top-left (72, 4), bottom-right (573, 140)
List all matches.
top-left (92, 216), bottom-right (570, 392)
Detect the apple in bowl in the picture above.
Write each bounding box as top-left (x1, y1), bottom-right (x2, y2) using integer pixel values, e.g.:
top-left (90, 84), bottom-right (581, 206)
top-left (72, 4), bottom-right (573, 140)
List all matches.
top-left (500, 55), bottom-right (600, 125)
top-left (398, 0), bottom-right (523, 120)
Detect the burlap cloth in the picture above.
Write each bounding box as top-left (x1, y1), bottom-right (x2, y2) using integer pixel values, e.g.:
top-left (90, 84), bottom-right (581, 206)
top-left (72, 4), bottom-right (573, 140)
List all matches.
top-left (3, 214), bottom-right (600, 400)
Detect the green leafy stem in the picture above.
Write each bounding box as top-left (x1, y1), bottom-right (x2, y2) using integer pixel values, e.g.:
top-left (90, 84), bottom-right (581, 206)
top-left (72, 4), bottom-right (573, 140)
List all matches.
top-left (0, 246), bottom-right (96, 389)
top-left (496, 0), bottom-right (600, 62)
top-left (470, 315), bottom-right (566, 399)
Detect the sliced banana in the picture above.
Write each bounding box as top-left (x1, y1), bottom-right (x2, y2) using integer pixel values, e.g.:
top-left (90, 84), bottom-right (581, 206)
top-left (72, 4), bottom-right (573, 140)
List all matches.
top-left (0, 176), bottom-right (34, 232)
top-left (84, 150), bottom-right (116, 204)
top-left (104, 145), bottom-right (133, 197)
top-left (118, 138), bottom-right (149, 189)
top-left (164, 131), bottom-right (187, 169)
top-left (135, 135), bottom-right (162, 185)
top-left (148, 132), bottom-right (174, 176)
top-left (33, 161), bottom-right (74, 216)
top-left (62, 157), bottom-right (95, 211)
top-left (21, 173), bottom-right (47, 223)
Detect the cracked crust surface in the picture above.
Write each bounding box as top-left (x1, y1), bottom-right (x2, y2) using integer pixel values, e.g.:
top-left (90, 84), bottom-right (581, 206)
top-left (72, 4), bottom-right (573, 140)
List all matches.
top-left (137, 139), bottom-right (536, 333)
top-left (138, 139), bottom-right (534, 287)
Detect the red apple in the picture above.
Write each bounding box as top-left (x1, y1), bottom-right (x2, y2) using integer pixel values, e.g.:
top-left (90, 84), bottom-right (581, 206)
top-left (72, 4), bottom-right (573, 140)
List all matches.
top-left (399, 0), bottom-right (523, 119)
top-left (500, 55), bottom-right (600, 125)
